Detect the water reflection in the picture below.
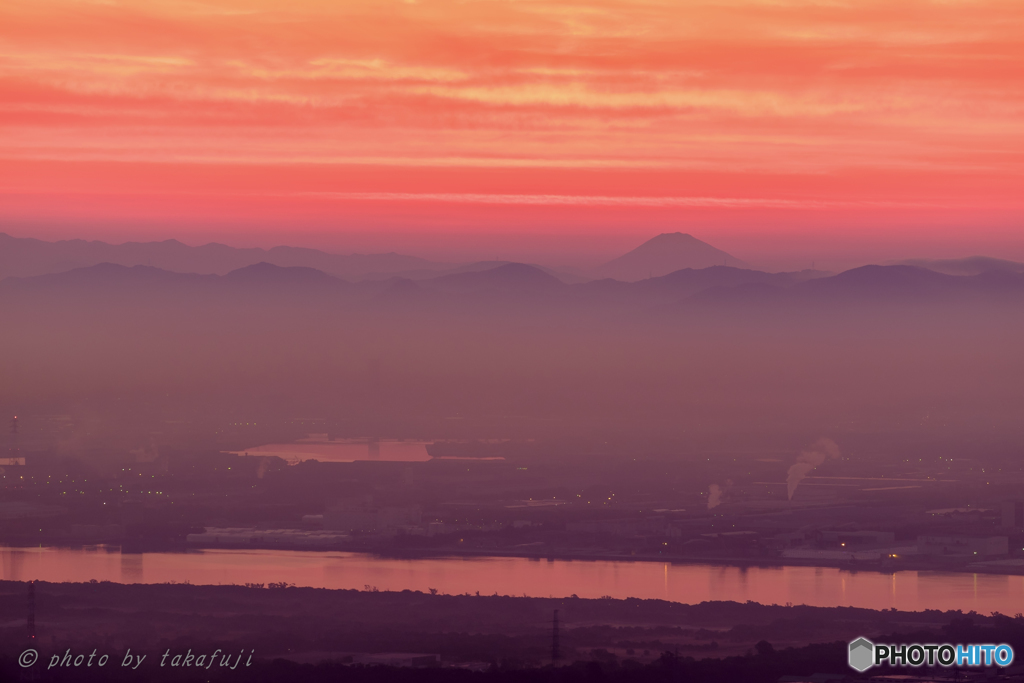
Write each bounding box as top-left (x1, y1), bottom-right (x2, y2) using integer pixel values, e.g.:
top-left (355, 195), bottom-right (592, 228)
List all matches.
top-left (2, 546), bottom-right (1023, 614)
top-left (120, 553), bottom-right (143, 583)
top-left (1, 546), bottom-right (25, 581)
top-left (230, 439), bottom-right (430, 464)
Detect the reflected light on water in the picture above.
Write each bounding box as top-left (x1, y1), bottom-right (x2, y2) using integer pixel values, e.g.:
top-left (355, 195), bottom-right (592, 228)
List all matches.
top-left (0, 546), bottom-right (1020, 613)
top-left (120, 553), bottom-right (143, 584)
top-left (229, 440), bottom-right (431, 464)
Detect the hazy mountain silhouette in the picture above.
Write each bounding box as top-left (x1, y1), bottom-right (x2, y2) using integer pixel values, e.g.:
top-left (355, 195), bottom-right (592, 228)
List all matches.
top-left (799, 265), bottom-right (957, 297)
top-left (644, 265), bottom-right (819, 294)
top-left (389, 260), bottom-right (585, 284)
top-left (222, 262), bottom-right (344, 287)
top-left (594, 233), bottom-right (751, 281)
top-left (0, 232), bottom-right (448, 281)
top-left (688, 264), bottom-right (1024, 307)
top-left (0, 262), bottom-right (215, 293)
top-left (428, 263), bottom-right (566, 293)
top-left (895, 256), bottom-right (1024, 276)
top-left (0, 261), bottom-right (348, 292)
top-left (7, 260), bottom-right (1022, 311)
top-left (577, 265), bottom-right (824, 306)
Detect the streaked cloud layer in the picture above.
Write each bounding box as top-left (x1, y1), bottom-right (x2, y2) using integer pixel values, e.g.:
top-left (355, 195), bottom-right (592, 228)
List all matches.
top-left (1, 0), bottom-right (1022, 259)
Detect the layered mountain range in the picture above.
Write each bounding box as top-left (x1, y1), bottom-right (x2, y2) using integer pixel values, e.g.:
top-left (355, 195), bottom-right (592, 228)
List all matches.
top-left (4, 232), bottom-right (1023, 436)
top-left (4, 257), bottom-right (1023, 309)
top-left (2, 231), bottom-right (739, 283)
top-left (5, 230), bottom-right (1021, 286)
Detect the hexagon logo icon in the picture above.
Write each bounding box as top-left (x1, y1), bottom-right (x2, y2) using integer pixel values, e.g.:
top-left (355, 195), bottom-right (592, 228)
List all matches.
top-left (848, 637), bottom-right (874, 672)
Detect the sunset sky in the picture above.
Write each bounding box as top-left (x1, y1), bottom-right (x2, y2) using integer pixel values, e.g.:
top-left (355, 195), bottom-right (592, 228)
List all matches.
top-left (1, 0), bottom-right (1022, 267)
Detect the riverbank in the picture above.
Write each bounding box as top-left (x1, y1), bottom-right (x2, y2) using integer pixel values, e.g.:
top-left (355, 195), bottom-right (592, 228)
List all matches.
top-left (368, 546), bottom-right (1024, 577)
top-left (47, 533), bottom-right (1019, 578)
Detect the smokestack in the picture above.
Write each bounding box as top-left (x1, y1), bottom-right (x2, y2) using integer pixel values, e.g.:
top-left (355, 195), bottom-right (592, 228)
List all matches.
top-left (552, 609), bottom-right (560, 663)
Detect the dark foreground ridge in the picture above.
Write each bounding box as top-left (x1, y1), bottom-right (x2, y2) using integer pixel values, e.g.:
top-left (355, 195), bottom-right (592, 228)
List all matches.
top-left (1, 647), bottom-right (849, 683)
top-left (1, 580), bottom-right (1021, 682)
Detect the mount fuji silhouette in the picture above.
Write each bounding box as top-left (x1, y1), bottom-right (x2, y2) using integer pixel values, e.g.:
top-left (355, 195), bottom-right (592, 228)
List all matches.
top-left (594, 233), bottom-right (751, 281)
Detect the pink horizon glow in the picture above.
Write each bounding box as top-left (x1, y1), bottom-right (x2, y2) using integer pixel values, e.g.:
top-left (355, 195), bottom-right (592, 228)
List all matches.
top-left (2, 0), bottom-right (1023, 268)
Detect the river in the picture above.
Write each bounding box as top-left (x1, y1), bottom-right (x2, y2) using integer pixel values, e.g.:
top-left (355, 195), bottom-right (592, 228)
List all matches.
top-left (2, 546), bottom-right (1021, 614)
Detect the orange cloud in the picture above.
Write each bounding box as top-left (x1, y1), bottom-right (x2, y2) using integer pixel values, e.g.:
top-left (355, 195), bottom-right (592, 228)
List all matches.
top-left (0, 0), bottom-right (1022, 260)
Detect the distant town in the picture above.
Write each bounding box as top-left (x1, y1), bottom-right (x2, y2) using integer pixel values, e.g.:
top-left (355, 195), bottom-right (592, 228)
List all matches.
top-left (5, 416), bottom-right (1024, 578)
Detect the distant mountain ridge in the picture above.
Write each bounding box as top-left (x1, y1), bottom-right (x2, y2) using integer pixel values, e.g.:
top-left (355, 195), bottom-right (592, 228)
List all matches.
top-left (431, 263), bottom-right (566, 293)
top-left (0, 232), bottom-right (450, 281)
top-left (0, 232), bottom-right (591, 284)
top-left (893, 256), bottom-right (1024, 276)
top-left (6, 231), bottom-right (1024, 298)
top-left (5, 260), bottom-right (1022, 310)
top-left (689, 264), bottom-right (1024, 307)
top-left (222, 262), bottom-right (342, 286)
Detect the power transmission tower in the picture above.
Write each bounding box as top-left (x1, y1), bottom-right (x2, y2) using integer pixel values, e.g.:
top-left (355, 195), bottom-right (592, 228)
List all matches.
top-left (27, 580), bottom-right (35, 641)
top-left (552, 609), bottom-right (560, 663)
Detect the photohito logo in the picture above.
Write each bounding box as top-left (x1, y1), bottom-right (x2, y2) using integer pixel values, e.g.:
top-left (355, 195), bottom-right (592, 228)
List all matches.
top-left (848, 637), bottom-right (1014, 671)
top-left (848, 638), bottom-right (874, 672)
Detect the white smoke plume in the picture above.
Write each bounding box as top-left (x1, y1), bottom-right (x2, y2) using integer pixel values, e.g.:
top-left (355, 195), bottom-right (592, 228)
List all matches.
top-left (708, 484), bottom-right (722, 509)
top-left (707, 479), bottom-right (733, 509)
top-left (786, 438), bottom-right (840, 500)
